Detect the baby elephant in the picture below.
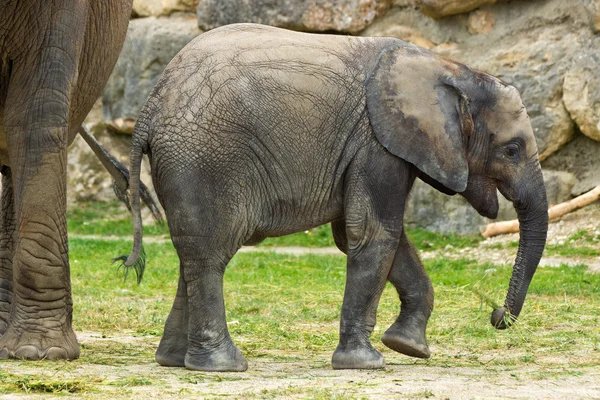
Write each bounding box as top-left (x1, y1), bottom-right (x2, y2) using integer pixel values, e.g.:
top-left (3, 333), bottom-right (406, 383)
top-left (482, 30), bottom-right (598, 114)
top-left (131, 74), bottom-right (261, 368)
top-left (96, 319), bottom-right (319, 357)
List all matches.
top-left (123, 23), bottom-right (548, 372)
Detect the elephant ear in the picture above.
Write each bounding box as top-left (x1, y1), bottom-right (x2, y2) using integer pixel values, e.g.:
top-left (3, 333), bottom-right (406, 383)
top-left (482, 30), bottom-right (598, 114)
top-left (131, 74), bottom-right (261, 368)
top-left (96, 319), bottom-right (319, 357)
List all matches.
top-left (366, 43), bottom-right (472, 193)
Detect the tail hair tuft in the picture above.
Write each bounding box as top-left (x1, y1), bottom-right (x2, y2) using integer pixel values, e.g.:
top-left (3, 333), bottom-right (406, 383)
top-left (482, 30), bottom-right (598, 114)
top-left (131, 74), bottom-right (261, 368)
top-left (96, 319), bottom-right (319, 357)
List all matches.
top-left (113, 246), bottom-right (146, 284)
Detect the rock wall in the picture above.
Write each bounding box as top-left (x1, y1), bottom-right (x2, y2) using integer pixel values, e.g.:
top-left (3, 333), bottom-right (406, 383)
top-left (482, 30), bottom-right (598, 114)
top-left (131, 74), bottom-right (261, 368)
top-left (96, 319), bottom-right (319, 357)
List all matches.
top-left (71, 0), bottom-right (600, 234)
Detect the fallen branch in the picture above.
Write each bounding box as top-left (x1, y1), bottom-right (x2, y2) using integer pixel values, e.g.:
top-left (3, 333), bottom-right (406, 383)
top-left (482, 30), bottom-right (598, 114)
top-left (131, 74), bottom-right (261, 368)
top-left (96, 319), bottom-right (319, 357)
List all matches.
top-left (481, 185), bottom-right (600, 238)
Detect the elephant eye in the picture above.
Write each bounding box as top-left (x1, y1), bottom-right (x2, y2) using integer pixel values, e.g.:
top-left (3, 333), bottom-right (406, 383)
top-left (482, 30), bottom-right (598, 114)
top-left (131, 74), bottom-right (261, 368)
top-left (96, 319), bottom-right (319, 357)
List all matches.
top-left (504, 143), bottom-right (520, 160)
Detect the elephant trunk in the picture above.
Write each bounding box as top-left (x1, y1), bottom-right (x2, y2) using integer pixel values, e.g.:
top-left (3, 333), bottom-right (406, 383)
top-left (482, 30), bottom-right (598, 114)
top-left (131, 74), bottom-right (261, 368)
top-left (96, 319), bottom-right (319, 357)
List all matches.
top-left (491, 165), bottom-right (548, 329)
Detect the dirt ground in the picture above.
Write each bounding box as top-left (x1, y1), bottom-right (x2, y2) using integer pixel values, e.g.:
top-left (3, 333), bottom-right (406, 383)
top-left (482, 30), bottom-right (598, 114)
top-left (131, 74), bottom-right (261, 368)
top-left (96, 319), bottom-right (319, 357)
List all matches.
top-left (1, 331), bottom-right (599, 399)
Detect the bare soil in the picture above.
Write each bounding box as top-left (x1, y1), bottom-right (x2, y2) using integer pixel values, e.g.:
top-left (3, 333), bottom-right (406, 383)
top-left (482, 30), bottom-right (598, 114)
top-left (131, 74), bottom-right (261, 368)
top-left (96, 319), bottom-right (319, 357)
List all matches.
top-left (1, 333), bottom-right (599, 399)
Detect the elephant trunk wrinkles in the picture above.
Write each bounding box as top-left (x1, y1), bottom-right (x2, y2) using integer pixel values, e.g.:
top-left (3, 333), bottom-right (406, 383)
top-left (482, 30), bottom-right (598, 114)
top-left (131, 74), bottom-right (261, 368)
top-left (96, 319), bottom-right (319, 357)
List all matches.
top-left (491, 165), bottom-right (548, 329)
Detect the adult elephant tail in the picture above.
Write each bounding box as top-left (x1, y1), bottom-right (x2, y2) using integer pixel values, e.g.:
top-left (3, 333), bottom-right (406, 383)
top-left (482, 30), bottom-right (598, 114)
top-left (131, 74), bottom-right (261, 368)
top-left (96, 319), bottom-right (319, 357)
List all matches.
top-left (77, 125), bottom-right (163, 222)
top-left (113, 122), bottom-right (149, 284)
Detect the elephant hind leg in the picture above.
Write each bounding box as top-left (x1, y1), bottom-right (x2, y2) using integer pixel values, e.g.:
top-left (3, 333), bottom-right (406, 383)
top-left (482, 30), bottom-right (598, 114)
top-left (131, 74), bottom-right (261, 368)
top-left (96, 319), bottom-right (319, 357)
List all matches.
top-left (158, 191), bottom-right (249, 371)
top-left (173, 233), bottom-right (247, 372)
top-left (381, 231), bottom-right (433, 359)
top-left (0, 167), bottom-right (16, 335)
top-left (155, 271), bottom-right (188, 367)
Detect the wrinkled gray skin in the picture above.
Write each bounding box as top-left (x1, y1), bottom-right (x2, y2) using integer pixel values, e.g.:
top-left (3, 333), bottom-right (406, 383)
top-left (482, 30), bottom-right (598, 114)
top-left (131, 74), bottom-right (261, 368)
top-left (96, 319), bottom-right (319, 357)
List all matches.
top-left (125, 24), bottom-right (549, 371)
top-left (0, 0), bottom-right (134, 360)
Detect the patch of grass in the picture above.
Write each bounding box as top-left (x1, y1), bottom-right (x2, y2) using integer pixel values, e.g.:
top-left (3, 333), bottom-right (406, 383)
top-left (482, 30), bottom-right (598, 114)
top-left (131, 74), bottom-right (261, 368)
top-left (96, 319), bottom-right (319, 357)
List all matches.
top-left (246, 385), bottom-right (359, 399)
top-left (545, 244), bottom-right (600, 257)
top-left (64, 234), bottom-right (600, 370)
top-left (542, 229), bottom-right (600, 257)
top-left (67, 201), bottom-right (169, 237)
top-left (110, 376), bottom-right (153, 387)
top-left (0, 371), bottom-right (92, 394)
top-left (406, 227), bottom-right (482, 251)
top-left (259, 224), bottom-right (336, 248)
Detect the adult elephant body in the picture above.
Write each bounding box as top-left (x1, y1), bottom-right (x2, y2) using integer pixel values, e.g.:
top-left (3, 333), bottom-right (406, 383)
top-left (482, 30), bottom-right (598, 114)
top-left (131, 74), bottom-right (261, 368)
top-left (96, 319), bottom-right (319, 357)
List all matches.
top-left (0, 0), bottom-right (133, 360)
top-left (125, 24), bottom-right (548, 371)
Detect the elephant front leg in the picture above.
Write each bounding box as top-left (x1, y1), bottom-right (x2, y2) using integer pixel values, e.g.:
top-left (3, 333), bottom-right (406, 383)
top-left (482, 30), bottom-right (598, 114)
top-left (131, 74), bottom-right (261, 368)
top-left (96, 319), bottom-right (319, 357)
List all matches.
top-left (0, 2), bottom-right (89, 359)
top-left (331, 156), bottom-right (405, 369)
top-left (0, 168), bottom-right (16, 335)
top-left (0, 150), bottom-right (78, 360)
top-left (381, 232), bottom-right (433, 359)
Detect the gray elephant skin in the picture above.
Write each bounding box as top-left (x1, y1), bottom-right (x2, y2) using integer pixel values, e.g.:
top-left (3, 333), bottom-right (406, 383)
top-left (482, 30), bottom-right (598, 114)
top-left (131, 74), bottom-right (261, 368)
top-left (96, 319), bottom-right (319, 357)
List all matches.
top-left (123, 23), bottom-right (549, 372)
top-left (0, 0), bottom-right (134, 360)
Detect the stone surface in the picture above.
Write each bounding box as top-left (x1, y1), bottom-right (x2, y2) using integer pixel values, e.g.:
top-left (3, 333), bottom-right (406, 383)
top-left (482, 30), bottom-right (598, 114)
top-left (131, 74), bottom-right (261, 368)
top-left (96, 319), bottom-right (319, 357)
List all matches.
top-left (197, 0), bottom-right (392, 34)
top-left (585, 0), bottom-right (600, 32)
top-left (563, 52), bottom-right (600, 141)
top-left (102, 15), bottom-right (202, 134)
top-left (542, 170), bottom-right (577, 207)
top-left (415, 0), bottom-right (497, 18)
top-left (542, 133), bottom-right (600, 196)
top-left (364, 24), bottom-right (435, 48)
top-left (132, 0), bottom-right (199, 17)
top-left (467, 9), bottom-right (494, 34)
top-left (406, 170), bottom-right (575, 234)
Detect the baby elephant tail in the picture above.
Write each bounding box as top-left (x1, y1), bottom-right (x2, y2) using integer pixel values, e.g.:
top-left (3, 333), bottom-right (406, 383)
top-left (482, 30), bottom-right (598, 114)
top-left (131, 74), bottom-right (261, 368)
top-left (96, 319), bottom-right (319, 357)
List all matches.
top-left (113, 125), bottom-right (148, 284)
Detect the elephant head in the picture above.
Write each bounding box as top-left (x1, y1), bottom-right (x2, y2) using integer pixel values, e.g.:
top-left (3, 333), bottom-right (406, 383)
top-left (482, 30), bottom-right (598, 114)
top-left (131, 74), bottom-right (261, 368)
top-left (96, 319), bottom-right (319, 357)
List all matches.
top-left (366, 43), bottom-right (548, 329)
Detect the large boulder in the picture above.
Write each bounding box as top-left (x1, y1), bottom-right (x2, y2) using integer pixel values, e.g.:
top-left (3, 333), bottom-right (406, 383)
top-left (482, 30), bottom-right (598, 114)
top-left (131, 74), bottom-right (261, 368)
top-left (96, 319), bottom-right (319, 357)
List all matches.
top-left (563, 51), bottom-right (600, 141)
top-left (132, 0), bottom-right (199, 17)
top-left (196, 0), bottom-right (393, 34)
top-left (415, 0), bottom-right (497, 19)
top-left (102, 15), bottom-right (202, 133)
top-left (585, 0), bottom-right (600, 32)
top-left (542, 133), bottom-right (600, 196)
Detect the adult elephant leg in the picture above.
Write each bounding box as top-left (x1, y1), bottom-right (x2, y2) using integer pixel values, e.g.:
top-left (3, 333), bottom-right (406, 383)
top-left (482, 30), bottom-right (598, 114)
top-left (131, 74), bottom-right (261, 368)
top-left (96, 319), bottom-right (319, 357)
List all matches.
top-left (155, 270), bottom-right (189, 367)
top-left (0, 167), bottom-right (16, 335)
top-left (381, 231), bottom-right (433, 359)
top-left (0, 1), bottom-right (89, 360)
top-left (331, 148), bottom-right (407, 370)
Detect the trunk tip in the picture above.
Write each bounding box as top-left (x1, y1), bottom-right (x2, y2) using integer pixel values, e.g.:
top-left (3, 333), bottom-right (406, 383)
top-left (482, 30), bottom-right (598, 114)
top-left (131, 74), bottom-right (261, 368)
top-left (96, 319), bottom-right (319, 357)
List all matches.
top-left (491, 307), bottom-right (516, 330)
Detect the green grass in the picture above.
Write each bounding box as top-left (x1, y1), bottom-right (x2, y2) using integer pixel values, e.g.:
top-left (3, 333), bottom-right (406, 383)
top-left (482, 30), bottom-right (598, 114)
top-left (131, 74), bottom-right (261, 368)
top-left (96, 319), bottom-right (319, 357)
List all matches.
top-left (64, 236), bottom-right (600, 364)
top-left (67, 201), bottom-right (169, 237)
top-left (1, 201), bottom-right (590, 397)
top-left (543, 229), bottom-right (600, 257)
top-left (0, 371), bottom-right (93, 394)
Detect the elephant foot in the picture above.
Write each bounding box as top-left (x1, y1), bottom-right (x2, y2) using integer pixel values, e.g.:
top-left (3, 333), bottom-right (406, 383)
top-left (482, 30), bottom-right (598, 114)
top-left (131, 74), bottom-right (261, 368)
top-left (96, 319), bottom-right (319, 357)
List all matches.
top-left (156, 335), bottom-right (187, 367)
top-left (381, 321), bottom-right (430, 359)
top-left (331, 341), bottom-right (385, 369)
top-left (0, 326), bottom-right (79, 360)
top-left (184, 340), bottom-right (248, 372)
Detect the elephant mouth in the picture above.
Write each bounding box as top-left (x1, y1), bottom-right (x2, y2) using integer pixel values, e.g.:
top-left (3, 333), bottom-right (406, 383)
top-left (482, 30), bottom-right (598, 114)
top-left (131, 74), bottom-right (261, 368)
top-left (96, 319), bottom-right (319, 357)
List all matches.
top-left (479, 198), bottom-right (499, 219)
top-left (461, 178), bottom-right (499, 219)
